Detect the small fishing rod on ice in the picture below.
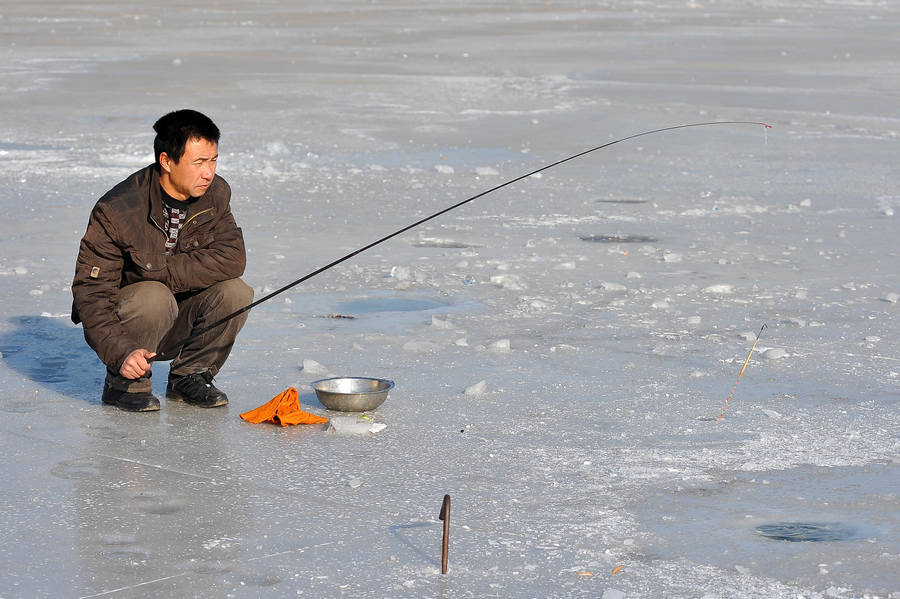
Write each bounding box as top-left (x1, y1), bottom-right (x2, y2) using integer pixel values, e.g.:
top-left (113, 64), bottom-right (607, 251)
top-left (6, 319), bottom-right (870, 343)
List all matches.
top-left (153, 120), bottom-right (771, 362)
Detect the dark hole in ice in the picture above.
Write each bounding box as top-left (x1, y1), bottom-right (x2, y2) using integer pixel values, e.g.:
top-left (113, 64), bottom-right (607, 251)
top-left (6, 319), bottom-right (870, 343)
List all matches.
top-left (580, 234), bottom-right (658, 244)
top-left (755, 522), bottom-right (859, 542)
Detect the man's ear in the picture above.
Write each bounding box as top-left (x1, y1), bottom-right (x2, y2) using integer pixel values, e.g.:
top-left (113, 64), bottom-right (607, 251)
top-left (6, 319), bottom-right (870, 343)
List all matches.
top-left (159, 152), bottom-right (173, 173)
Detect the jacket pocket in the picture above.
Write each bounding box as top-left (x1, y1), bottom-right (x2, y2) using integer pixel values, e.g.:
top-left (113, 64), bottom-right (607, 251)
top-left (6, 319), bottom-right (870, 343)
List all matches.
top-left (127, 250), bottom-right (168, 281)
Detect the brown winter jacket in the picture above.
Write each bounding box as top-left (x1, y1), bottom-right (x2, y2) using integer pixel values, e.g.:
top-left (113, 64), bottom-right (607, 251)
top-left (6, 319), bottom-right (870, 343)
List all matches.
top-left (71, 164), bottom-right (246, 372)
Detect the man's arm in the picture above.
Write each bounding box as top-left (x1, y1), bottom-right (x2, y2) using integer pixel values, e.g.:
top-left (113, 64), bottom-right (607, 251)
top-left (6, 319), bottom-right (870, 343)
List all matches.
top-left (72, 205), bottom-right (141, 372)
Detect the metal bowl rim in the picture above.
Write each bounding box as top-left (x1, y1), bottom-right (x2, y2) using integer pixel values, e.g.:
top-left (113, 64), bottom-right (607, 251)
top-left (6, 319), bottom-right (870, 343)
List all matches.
top-left (311, 376), bottom-right (395, 395)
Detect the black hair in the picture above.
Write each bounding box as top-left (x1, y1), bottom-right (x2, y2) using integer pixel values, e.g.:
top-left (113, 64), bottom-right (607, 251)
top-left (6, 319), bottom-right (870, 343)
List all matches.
top-left (153, 109), bottom-right (220, 165)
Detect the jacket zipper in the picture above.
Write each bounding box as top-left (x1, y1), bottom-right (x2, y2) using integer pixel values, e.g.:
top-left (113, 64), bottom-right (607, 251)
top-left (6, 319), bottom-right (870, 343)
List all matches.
top-left (172, 207), bottom-right (214, 253)
top-left (183, 207), bottom-right (213, 228)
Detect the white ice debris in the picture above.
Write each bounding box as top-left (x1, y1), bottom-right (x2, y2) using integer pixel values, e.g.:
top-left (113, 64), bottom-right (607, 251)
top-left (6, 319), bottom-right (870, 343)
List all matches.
top-left (883, 292), bottom-right (900, 303)
top-left (329, 416), bottom-right (387, 435)
top-left (14, 266), bottom-right (27, 275)
top-left (403, 340), bottom-right (440, 353)
top-left (431, 315), bottom-right (454, 329)
top-left (554, 261), bottom-right (576, 271)
top-left (301, 359), bottom-right (329, 375)
top-left (761, 348), bottom-right (788, 360)
top-left (626, 271), bottom-right (642, 279)
top-left (454, 337), bottom-right (469, 346)
top-left (475, 166), bottom-right (499, 176)
top-left (551, 344), bottom-right (577, 352)
top-left (348, 478), bottom-right (363, 489)
top-left (390, 265), bottom-right (412, 281)
top-left (738, 331), bottom-right (758, 341)
top-left (487, 339), bottom-right (511, 353)
top-left (663, 252), bottom-right (683, 263)
top-left (702, 284), bottom-right (734, 294)
top-left (465, 380), bottom-right (487, 397)
top-left (434, 164), bottom-right (454, 174)
top-left (601, 590), bottom-right (626, 599)
top-left (687, 316), bottom-right (702, 325)
top-left (600, 281), bottom-right (627, 291)
top-left (490, 274), bottom-right (526, 290)
top-left (761, 408), bottom-right (784, 419)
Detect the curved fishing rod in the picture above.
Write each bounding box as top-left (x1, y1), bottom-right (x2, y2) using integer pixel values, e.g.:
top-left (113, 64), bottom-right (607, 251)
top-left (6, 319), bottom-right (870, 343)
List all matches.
top-left (153, 120), bottom-right (771, 361)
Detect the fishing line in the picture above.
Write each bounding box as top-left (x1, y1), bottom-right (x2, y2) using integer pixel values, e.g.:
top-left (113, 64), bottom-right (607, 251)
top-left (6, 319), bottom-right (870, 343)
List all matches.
top-left (153, 120), bottom-right (771, 362)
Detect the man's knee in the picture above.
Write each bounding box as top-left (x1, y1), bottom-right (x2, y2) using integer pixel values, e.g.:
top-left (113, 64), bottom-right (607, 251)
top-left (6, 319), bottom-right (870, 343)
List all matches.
top-left (210, 278), bottom-right (254, 312)
top-left (117, 281), bottom-right (178, 327)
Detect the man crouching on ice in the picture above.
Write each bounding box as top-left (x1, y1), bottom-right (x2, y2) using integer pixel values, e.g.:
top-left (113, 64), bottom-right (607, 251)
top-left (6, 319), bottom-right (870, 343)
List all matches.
top-left (71, 109), bottom-right (253, 412)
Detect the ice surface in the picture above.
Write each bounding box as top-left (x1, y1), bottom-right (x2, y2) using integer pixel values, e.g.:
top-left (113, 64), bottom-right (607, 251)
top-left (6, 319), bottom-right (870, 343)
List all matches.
top-left (2, 1), bottom-right (899, 597)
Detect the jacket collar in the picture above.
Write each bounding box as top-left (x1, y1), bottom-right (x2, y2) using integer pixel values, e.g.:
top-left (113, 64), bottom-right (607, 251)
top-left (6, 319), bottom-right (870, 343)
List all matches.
top-left (146, 165), bottom-right (215, 226)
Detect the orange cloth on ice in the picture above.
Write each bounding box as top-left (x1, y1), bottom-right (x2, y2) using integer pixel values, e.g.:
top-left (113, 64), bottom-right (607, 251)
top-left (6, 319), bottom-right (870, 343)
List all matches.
top-left (240, 387), bottom-right (329, 426)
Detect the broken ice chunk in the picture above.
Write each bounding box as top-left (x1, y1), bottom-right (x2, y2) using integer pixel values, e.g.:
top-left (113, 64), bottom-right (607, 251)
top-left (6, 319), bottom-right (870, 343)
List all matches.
top-left (302, 359), bottom-right (329, 375)
top-left (761, 348), bottom-right (787, 360)
top-left (465, 380), bottom-right (487, 397)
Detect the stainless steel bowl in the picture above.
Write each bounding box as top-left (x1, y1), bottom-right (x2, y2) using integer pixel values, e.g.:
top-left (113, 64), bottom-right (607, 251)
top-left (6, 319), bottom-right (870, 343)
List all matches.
top-left (311, 377), bottom-right (394, 412)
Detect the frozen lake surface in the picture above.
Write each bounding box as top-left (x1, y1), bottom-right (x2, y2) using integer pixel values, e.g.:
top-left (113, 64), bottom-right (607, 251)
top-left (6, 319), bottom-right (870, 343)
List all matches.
top-left (1, 1), bottom-right (898, 597)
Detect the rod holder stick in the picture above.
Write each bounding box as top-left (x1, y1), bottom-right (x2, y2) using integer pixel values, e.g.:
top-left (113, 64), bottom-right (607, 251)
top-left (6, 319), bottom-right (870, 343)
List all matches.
top-left (439, 494), bottom-right (451, 574)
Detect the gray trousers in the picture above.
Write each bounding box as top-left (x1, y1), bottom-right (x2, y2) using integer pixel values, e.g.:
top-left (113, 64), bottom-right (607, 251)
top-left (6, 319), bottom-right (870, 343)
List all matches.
top-left (108, 279), bottom-right (254, 392)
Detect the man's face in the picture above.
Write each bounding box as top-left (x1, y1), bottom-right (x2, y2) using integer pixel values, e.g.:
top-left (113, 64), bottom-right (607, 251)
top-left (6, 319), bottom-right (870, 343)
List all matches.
top-left (159, 137), bottom-right (218, 200)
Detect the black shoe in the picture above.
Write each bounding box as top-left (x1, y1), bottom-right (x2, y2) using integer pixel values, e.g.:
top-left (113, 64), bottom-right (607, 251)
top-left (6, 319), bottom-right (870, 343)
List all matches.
top-left (101, 382), bottom-right (161, 412)
top-left (166, 371), bottom-right (229, 408)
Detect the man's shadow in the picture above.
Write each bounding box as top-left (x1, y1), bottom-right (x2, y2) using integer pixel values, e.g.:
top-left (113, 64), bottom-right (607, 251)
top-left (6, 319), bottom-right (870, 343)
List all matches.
top-left (0, 315), bottom-right (104, 403)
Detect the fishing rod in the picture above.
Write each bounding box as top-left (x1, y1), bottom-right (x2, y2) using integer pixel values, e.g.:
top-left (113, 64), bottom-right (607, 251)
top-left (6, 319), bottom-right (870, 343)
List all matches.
top-left (153, 120), bottom-right (771, 362)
